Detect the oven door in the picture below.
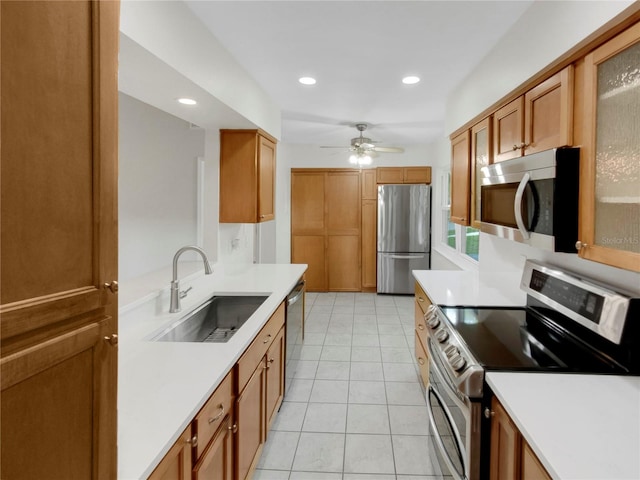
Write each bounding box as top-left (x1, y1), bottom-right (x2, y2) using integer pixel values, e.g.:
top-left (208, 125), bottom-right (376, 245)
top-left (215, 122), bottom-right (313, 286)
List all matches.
top-left (426, 338), bottom-right (469, 480)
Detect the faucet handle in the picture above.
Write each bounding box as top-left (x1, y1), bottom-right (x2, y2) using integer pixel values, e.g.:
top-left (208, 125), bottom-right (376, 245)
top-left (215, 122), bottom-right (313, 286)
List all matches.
top-left (179, 286), bottom-right (193, 299)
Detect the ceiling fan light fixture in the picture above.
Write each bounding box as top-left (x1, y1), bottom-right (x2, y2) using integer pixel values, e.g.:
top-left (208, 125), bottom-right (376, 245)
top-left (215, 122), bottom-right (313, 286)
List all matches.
top-left (402, 76), bottom-right (420, 85)
top-left (298, 76), bottom-right (317, 85)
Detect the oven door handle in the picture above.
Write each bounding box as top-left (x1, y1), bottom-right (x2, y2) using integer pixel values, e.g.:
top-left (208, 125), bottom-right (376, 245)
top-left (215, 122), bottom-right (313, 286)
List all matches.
top-left (426, 337), bottom-right (467, 412)
top-left (427, 385), bottom-right (466, 480)
top-left (514, 172), bottom-right (531, 240)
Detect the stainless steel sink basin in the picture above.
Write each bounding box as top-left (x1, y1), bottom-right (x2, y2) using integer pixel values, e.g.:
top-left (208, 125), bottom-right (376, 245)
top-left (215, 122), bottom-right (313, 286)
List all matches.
top-left (152, 295), bottom-right (268, 343)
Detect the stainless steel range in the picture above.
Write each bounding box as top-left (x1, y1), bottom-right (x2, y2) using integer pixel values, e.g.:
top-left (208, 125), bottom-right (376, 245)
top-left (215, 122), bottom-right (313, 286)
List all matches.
top-left (424, 261), bottom-right (640, 480)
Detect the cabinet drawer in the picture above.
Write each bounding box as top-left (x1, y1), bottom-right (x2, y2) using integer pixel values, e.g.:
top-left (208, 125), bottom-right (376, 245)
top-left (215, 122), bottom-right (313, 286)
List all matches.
top-left (414, 282), bottom-right (432, 315)
top-left (237, 302), bottom-right (285, 392)
top-left (193, 370), bottom-right (234, 460)
top-left (415, 335), bottom-right (429, 389)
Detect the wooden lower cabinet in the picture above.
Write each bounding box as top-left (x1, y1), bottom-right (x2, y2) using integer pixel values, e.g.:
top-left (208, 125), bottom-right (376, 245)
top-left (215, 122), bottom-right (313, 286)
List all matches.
top-left (490, 397), bottom-right (551, 480)
top-left (148, 428), bottom-right (193, 480)
top-left (414, 281), bottom-right (433, 389)
top-left (266, 327), bottom-right (285, 429)
top-left (236, 363), bottom-right (266, 480)
top-left (193, 415), bottom-right (234, 480)
top-left (361, 199), bottom-right (377, 290)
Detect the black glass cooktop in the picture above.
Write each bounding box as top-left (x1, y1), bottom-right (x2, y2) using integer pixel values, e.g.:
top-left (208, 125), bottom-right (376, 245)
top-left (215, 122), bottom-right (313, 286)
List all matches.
top-left (439, 306), bottom-right (626, 373)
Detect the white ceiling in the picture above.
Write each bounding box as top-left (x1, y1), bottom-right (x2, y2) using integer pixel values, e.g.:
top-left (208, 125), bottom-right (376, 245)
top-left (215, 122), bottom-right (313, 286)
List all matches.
top-left (183, 0), bottom-right (534, 147)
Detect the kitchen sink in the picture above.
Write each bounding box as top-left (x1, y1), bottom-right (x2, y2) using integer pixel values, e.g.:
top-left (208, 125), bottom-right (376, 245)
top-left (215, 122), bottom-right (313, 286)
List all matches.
top-left (152, 295), bottom-right (269, 343)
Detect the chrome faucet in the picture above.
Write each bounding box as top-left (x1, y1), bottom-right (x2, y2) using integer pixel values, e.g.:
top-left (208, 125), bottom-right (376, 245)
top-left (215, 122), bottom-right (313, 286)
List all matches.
top-left (170, 246), bottom-right (213, 313)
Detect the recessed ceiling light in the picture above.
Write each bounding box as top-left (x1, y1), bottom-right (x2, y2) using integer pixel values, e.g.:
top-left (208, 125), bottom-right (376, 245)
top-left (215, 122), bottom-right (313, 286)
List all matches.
top-left (402, 76), bottom-right (420, 85)
top-left (298, 77), bottom-right (317, 85)
top-left (177, 98), bottom-right (197, 105)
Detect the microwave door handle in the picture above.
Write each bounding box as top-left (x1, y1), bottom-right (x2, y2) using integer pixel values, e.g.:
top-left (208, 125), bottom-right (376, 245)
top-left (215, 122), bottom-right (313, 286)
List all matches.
top-left (514, 173), bottom-right (531, 240)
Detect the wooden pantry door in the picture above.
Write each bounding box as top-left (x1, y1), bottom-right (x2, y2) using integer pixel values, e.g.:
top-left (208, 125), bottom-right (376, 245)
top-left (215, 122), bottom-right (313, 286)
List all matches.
top-left (0, 1), bottom-right (120, 478)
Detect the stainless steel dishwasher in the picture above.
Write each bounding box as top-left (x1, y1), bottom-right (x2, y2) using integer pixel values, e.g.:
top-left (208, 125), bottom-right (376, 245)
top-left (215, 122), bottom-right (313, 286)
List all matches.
top-left (285, 279), bottom-right (305, 396)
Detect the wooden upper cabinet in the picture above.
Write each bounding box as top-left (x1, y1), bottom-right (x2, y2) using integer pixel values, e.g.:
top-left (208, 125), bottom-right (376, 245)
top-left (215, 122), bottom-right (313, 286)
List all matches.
top-left (450, 130), bottom-right (471, 226)
top-left (219, 129), bottom-right (277, 223)
top-left (494, 66), bottom-right (573, 163)
top-left (0, 2), bottom-right (119, 478)
top-left (493, 97), bottom-right (524, 163)
top-left (377, 167), bottom-right (432, 184)
top-left (470, 117), bottom-right (492, 228)
top-left (576, 22), bottom-right (640, 272)
top-left (524, 65), bottom-right (574, 155)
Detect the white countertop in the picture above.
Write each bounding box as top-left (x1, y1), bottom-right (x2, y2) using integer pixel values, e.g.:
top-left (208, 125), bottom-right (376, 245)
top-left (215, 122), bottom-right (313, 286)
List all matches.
top-left (118, 263), bottom-right (307, 480)
top-left (487, 372), bottom-right (640, 480)
top-left (413, 269), bottom-right (526, 306)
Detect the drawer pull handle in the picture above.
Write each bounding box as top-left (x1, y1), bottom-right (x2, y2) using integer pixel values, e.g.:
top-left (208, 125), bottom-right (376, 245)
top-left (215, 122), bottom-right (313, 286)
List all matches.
top-left (263, 334), bottom-right (272, 344)
top-left (418, 324), bottom-right (425, 330)
top-left (104, 334), bottom-right (118, 346)
top-left (208, 405), bottom-right (224, 423)
top-left (418, 297), bottom-right (424, 302)
top-left (228, 423), bottom-right (238, 434)
top-left (418, 357), bottom-right (425, 365)
top-left (187, 434), bottom-right (197, 447)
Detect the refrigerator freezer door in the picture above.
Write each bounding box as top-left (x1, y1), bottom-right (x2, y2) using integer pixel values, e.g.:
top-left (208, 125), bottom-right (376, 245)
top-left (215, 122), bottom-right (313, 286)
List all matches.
top-left (377, 252), bottom-right (431, 294)
top-left (377, 184), bottom-right (430, 253)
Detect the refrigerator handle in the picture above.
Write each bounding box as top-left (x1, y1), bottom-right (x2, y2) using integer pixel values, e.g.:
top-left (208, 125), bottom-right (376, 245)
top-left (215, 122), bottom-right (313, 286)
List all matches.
top-left (387, 254), bottom-right (426, 260)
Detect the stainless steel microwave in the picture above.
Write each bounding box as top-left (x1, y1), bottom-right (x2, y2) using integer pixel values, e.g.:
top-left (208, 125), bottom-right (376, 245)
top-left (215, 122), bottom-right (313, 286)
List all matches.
top-left (479, 147), bottom-right (579, 252)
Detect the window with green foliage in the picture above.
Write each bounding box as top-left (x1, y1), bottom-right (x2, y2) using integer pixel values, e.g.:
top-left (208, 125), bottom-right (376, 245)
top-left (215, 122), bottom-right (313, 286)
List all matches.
top-left (441, 173), bottom-right (456, 249)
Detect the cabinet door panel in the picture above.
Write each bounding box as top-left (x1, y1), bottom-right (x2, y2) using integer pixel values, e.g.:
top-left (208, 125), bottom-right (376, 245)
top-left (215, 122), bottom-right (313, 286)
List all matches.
top-left (362, 169), bottom-right (378, 199)
top-left (404, 167), bottom-right (431, 184)
top-left (524, 66), bottom-right (573, 154)
top-left (193, 416), bottom-right (234, 480)
top-left (149, 428), bottom-right (192, 480)
top-left (0, 2), bottom-right (119, 477)
top-left (326, 172), bottom-right (361, 234)
top-left (490, 398), bottom-right (521, 480)
top-left (291, 235), bottom-right (326, 291)
top-left (328, 235), bottom-right (360, 291)
top-left (291, 172), bottom-right (325, 234)
top-left (265, 327), bottom-right (285, 429)
top-left (493, 97), bottom-right (524, 163)
top-left (377, 167), bottom-right (404, 184)
top-left (470, 118), bottom-right (492, 228)
top-left (450, 130), bottom-right (471, 226)
top-left (521, 442), bottom-right (552, 480)
top-left (236, 362), bottom-right (266, 480)
top-left (579, 23), bottom-right (640, 271)
top-left (258, 136), bottom-right (276, 222)
top-left (361, 199), bottom-right (377, 289)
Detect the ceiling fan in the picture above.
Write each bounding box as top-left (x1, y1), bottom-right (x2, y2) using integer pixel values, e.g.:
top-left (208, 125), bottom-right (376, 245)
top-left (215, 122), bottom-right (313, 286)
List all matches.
top-left (321, 123), bottom-right (405, 165)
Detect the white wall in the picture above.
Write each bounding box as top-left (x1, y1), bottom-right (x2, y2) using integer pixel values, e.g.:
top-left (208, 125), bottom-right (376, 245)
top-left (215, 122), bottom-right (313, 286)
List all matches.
top-left (119, 93), bottom-right (205, 280)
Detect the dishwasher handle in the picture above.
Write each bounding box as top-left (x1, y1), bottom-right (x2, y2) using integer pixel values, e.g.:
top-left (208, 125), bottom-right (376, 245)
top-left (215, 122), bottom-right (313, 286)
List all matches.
top-left (287, 280), bottom-right (305, 306)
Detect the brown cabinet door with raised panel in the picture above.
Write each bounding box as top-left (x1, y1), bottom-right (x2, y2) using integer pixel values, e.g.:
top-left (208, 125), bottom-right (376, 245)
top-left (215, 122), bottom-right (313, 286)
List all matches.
top-left (292, 235), bottom-right (326, 291)
top-left (490, 397), bottom-right (522, 480)
top-left (291, 171), bottom-right (326, 234)
top-left (0, 2), bottom-right (119, 478)
top-left (258, 135), bottom-right (276, 222)
top-left (362, 168), bottom-right (378, 199)
top-left (493, 97), bottom-right (524, 163)
top-left (327, 172), bottom-right (361, 290)
top-left (265, 327), bottom-right (285, 429)
top-left (524, 66), bottom-right (574, 155)
top-left (236, 362), bottom-right (266, 480)
top-left (403, 167), bottom-right (432, 184)
top-left (149, 428), bottom-right (193, 480)
top-left (450, 130), bottom-right (471, 226)
top-left (361, 199), bottom-right (377, 289)
top-left (193, 416), bottom-right (234, 480)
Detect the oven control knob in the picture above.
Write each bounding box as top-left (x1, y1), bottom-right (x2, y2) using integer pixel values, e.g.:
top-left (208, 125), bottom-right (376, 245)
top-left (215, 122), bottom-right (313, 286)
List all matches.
top-left (426, 315), bottom-right (440, 329)
top-left (444, 345), bottom-right (458, 358)
top-left (449, 354), bottom-right (467, 372)
top-left (435, 328), bottom-right (449, 343)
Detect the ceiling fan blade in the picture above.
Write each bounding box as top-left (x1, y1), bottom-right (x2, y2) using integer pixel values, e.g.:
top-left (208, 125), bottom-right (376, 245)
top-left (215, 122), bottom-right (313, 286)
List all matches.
top-left (320, 146), bottom-right (349, 149)
top-left (372, 146), bottom-right (405, 153)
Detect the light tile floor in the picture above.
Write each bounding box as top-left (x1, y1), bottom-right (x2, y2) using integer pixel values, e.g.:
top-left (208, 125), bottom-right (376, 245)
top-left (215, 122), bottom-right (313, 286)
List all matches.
top-left (254, 292), bottom-right (445, 480)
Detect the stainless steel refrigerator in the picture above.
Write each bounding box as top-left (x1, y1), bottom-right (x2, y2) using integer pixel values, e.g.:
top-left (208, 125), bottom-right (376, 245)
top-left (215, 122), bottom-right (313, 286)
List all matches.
top-left (377, 184), bottom-right (431, 294)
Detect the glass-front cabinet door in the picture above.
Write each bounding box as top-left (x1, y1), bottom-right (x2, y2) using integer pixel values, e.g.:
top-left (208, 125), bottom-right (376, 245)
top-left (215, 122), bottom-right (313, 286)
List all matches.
top-left (470, 117), bottom-right (492, 228)
top-left (579, 22), bottom-right (640, 272)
